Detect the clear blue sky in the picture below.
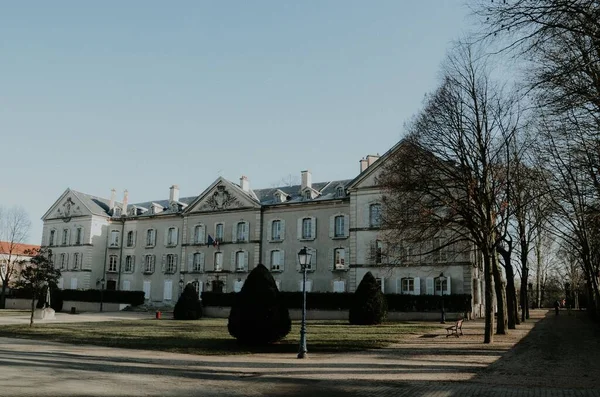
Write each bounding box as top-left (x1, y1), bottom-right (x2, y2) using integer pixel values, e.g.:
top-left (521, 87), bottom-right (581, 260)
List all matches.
top-left (0, 1), bottom-right (473, 244)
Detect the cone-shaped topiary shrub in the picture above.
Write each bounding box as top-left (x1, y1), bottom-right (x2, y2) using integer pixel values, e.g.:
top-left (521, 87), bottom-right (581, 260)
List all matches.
top-left (228, 264), bottom-right (291, 345)
top-left (173, 283), bottom-right (203, 320)
top-left (349, 271), bottom-right (387, 325)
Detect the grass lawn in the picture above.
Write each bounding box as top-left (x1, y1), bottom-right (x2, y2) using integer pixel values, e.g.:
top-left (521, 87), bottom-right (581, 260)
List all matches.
top-left (0, 318), bottom-right (437, 355)
top-left (0, 309), bottom-right (30, 317)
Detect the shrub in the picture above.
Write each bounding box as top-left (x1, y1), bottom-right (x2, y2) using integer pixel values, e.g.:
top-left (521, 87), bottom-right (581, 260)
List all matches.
top-left (349, 272), bottom-right (387, 325)
top-left (173, 283), bottom-right (203, 320)
top-left (9, 288), bottom-right (145, 306)
top-left (228, 264), bottom-right (291, 345)
top-left (50, 288), bottom-right (64, 312)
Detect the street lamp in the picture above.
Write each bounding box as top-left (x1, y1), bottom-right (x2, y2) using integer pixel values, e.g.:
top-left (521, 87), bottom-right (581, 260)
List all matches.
top-left (100, 277), bottom-right (106, 312)
top-left (297, 246), bottom-right (312, 359)
top-left (439, 272), bottom-right (446, 324)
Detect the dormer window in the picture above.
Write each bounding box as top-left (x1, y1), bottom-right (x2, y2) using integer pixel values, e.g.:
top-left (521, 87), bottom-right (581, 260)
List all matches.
top-left (114, 208), bottom-right (122, 217)
top-left (305, 191), bottom-right (312, 200)
top-left (129, 206), bottom-right (137, 216)
top-left (336, 186), bottom-right (345, 198)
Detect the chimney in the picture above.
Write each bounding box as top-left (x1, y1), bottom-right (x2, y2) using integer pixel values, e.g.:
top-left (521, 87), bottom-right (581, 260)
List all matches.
top-left (301, 170), bottom-right (312, 190)
top-left (240, 175), bottom-right (250, 192)
top-left (360, 158), bottom-right (368, 173)
top-left (122, 190), bottom-right (129, 215)
top-left (169, 185), bottom-right (180, 203)
top-left (109, 188), bottom-right (116, 210)
top-left (366, 154), bottom-right (380, 167)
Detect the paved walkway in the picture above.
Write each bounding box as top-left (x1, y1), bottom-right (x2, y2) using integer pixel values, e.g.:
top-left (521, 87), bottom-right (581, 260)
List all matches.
top-left (0, 309), bottom-right (598, 396)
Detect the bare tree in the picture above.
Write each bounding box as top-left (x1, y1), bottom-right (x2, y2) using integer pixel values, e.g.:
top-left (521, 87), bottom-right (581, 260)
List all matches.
top-left (378, 42), bottom-right (521, 343)
top-left (0, 206), bottom-right (31, 309)
top-left (271, 174), bottom-right (301, 188)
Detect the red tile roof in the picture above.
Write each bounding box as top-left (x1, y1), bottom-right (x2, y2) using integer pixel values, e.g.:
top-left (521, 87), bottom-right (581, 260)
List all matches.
top-left (0, 241), bottom-right (40, 256)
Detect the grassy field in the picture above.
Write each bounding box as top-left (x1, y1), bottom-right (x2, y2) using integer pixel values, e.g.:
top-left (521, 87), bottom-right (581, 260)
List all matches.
top-left (0, 317), bottom-right (437, 355)
top-left (0, 309), bottom-right (30, 317)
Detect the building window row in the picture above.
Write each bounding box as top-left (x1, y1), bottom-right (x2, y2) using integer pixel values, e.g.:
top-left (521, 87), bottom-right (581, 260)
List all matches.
top-left (56, 252), bottom-right (84, 271)
top-left (48, 227), bottom-right (84, 247)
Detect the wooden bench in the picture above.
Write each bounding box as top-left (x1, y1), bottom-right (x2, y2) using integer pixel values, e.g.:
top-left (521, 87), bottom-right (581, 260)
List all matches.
top-left (446, 319), bottom-right (464, 338)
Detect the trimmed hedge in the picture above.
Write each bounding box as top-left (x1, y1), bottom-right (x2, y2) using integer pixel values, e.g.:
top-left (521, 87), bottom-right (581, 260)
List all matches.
top-left (10, 289), bottom-right (145, 306)
top-left (202, 291), bottom-right (472, 312)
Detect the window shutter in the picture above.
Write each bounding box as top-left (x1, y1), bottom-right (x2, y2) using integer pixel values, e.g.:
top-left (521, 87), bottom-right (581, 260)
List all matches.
top-left (200, 252), bottom-right (205, 272)
top-left (295, 250), bottom-right (301, 272)
top-left (200, 225), bottom-right (206, 244)
top-left (311, 217), bottom-right (317, 240)
top-left (143, 281), bottom-right (151, 299)
top-left (174, 254), bottom-right (178, 270)
top-left (231, 223), bottom-right (237, 243)
top-left (66, 229), bottom-right (70, 245)
top-left (161, 254), bottom-right (166, 273)
top-left (244, 250), bottom-right (249, 271)
top-left (267, 220), bottom-right (272, 241)
top-left (306, 280), bottom-right (313, 292)
top-left (140, 255), bottom-right (146, 272)
top-left (164, 229), bottom-right (169, 246)
top-left (280, 250), bottom-right (285, 271)
top-left (329, 215), bottom-right (335, 238)
top-left (329, 248), bottom-right (334, 271)
top-left (231, 251), bottom-right (236, 271)
top-left (123, 280), bottom-right (131, 291)
top-left (70, 278), bottom-right (77, 290)
top-left (344, 214), bottom-right (350, 237)
top-left (65, 253), bottom-right (69, 269)
top-left (426, 277), bottom-right (434, 295)
top-left (131, 256), bottom-right (135, 273)
top-left (312, 248), bottom-right (317, 270)
top-left (280, 219), bottom-right (286, 240)
top-left (244, 221), bottom-right (249, 241)
top-left (133, 231), bottom-right (137, 247)
top-left (188, 253), bottom-right (194, 272)
top-left (174, 227), bottom-right (179, 246)
top-left (163, 280), bottom-right (172, 301)
top-left (396, 278), bottom-right (401, 294)
top-left (379, 277), bottom-right (385, 293)
top-left (297, 218), bottom-right (302, 240)
top-left (414, 277), bottom-right (421, 295)
top-left (370, 241), bottom-right (376, 263)
top-left (446, 276), bottom-right (451, 294)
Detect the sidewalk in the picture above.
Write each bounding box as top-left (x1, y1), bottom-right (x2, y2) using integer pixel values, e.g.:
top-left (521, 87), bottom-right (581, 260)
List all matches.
top-left (0, 310), bottom-right (155, 325)
top-left (0, 309), bottom-right (598, 396)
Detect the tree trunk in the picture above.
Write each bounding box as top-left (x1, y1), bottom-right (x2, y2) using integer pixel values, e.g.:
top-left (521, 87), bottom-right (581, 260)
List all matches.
top-left (498, 247), bottom-right (517, 329)
top-left (492, 254), bottom-right (508, 334)
top-left (0, 283), bottom-right (7, 310)
top-left (520, 248), bottom-right (529, 322)
top-left (483, 253), bottom-right (494, 344)
top-left (29, 294), bottom-right (35, 327)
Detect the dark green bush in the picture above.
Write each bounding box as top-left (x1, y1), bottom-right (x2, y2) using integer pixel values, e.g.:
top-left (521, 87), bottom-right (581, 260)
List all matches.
top-left (51, 288), bottom-right (64, 312)
top-left (227, 264), bottom-right (291, 345)
top-left (349, 272), bottom-right (387, 325)
top-left (174, 283), bottom-right (203, 320)
top-left (10, 288), bottom-right (145, 306)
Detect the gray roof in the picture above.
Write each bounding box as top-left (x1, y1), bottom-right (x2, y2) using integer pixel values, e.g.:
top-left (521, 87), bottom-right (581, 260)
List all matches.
top-left (73, 178), bottom-right (351, 219)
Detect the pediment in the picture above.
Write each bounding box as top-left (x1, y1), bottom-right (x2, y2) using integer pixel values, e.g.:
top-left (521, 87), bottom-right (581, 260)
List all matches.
top-left (42, 189), bottom-right (93, 222)
top-left (185, 178), bottom-right (260, 213)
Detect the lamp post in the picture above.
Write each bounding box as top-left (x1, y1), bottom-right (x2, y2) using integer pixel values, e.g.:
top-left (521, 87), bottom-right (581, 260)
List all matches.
top-left (439, 272), bottom-right (446, 324)
top-left (99, 277), bottom-right (105, 312)
top-left (179, 278), bottom-right (184, 297)
top-left (297, 246), bottom-right (312, 359)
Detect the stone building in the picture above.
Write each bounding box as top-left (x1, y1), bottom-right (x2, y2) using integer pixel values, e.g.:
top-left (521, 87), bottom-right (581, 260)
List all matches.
top-left (40, 142), bottom-right (484, 316)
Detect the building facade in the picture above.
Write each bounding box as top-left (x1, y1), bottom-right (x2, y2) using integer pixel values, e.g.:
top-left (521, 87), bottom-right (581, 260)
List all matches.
top-left (40, 143), bottom-right (484, 316)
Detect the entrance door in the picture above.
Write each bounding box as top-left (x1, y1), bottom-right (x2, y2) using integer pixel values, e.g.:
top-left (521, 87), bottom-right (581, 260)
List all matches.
top-left (211, 280), bottom-right (225, 293)
top-left (106, 280), bottom-right (117, 291)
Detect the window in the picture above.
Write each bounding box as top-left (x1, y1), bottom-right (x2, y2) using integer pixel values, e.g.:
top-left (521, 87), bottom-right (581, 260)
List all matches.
top-left (433, 237), bottom-right (448, 262)
top-left (236, 222), bottom-right (247, 242)
top-left (333, 280), bottom-right (345, 293)
top-left (75, 228), bottom-right (83, 245)
top-left (336, 186), bottom-right (344, 198)
top-left (163, 280), bottom-right (173, 301)
top-left (71, 278), bottom-right (78, 290)
top-left (165, 254), bottom-right (176, 273)
top-left (143, 281), bottom-right (151, 299)
top-left (334, 248), bottom-right (346, 269)
top-left (49, 230), bottom-right (55, 246)
top-left (334, 215), bottom-right (345, 238)
top-left (73, 253), bottom-right (80, 270)
top-left (271, 250), bottom-right (282, 271)
top-left (122, 280), bottom-right (131, 291)
top-left (62, 229), bottom-right (69, 245)
top-left (59, 253), bottom-right (67, 270)
top-left (215, 223), bottom-right (224, 242)
top-left (234, 279), bottom-right (244, 293)
top-left (193, 225), bottom-right (204, 244)
top-left (110, 230), bottom-right (120, 247)
top-left (369, 204), bottom-right (382, 227)
top-left (124, 255), bottom-right (134, 273)
top-left (402, 278), bottom-right (414, 294)
top-left (146, 229), bottom-right (156, 247)
top-left (305, 191), bottom-right (312, 200)
top-left (166, 227), bottom-right (177, 246)
top-left (108, 255), bottom-right (118, 272)
top-left (114, 207), bottom-right (122, 217)
top-left (435, 277), bottom-right (449, 295)
top-left (193, 253), bottom-right (203, 272)
top-left (298, 279), bottom-right (313, 292)
top-left (376, 277), bottom-right (385, 293)
top-left (214, 252), bottom-right (223, 271)
top-left (302, 218), bottom-right (312, 239)
top-left (271, 220), bottom-right (282, 241)
top-left (144, 255), bottom-right (155, 274)
top-left (126, 231), bottom-right (135, 247)
top-left (235, 251), bottom-right (245, 271)
top-left (375, 240), bottom-right (383, 264)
